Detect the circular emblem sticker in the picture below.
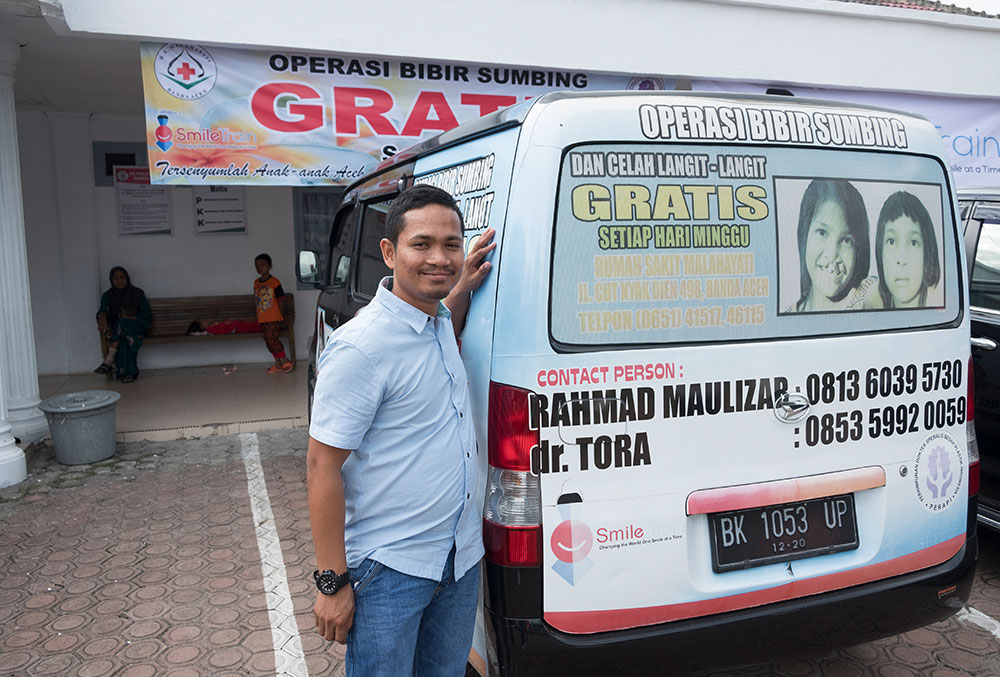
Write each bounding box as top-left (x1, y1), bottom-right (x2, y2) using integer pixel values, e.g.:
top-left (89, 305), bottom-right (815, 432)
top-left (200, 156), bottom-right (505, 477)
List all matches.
top-left (154, 44), bottom-right (217, 100)
top-left (627, 76), bottom-right (665, 91)
top-left (912, 432), bottom-right (964, 512)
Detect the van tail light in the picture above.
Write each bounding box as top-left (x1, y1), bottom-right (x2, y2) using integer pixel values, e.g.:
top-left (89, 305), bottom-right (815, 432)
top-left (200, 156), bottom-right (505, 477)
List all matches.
top-left (968, 357), bottom-right (980, 497)
top-left (484, 382), bottom-right (541, 566)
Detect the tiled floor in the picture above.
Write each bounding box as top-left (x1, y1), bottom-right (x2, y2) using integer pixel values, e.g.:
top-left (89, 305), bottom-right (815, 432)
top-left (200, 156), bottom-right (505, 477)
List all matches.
top-left (37, 362), bottom-right (308, 443)
top-left (0, 428), bottom-right (345, 677)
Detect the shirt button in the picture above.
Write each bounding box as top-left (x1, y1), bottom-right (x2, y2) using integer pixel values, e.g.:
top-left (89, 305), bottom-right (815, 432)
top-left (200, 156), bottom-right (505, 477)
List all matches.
top-left (466, 493), bottom-right (471, 499)
top-left (466, 452), bottom-right (470, 458)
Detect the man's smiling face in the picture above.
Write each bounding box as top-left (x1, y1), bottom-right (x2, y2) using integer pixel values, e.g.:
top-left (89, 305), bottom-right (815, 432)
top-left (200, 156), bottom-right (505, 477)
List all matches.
top-left (380, 203), bottom-right (464, 315)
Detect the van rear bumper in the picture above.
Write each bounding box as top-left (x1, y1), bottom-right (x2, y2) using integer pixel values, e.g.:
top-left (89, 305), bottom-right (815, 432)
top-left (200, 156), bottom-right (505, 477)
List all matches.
top-left (485, 535), bottom-right (977, 676)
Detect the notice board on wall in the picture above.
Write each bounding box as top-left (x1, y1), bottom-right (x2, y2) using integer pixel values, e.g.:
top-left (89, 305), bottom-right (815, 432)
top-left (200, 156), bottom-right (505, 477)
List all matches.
top-left (115, 166), bottom-right (172, 236)
top-left (192, 185), bottom-right (247, 235)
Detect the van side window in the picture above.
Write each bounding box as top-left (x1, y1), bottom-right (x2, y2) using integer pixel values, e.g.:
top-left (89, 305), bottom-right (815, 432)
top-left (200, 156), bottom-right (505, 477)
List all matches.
top-left (294, 187), bottom-right (346, 290)
top-left (328, 205), bottom-right (356, 287)
top-left (971, 221), bottom-right (1000, 312)
top-left (356, 198), bottom-right (393, 298)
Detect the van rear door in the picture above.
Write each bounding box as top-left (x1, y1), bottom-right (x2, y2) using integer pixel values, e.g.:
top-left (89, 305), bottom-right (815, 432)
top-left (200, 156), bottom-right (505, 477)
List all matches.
top-left (489, 96), bottom-right (971, 635)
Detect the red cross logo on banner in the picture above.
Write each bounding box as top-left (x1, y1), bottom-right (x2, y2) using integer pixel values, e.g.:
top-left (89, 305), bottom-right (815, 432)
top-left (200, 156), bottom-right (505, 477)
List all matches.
top-left (176, 62), bottom-right (196, 81)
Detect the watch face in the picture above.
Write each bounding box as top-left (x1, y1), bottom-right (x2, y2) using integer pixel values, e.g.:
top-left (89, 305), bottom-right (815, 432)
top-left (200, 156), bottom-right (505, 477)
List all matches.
top-left (315, 570), bottom-right (348, 595)
top-left (318, 574), bottom-right (339, 595)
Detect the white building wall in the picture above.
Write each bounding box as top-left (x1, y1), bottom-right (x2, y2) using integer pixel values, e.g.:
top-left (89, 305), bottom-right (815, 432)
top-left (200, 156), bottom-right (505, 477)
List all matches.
top-left (48, 0), bottom-right (1000, 98)
top-left (17, 108), bottom-right (316, 375)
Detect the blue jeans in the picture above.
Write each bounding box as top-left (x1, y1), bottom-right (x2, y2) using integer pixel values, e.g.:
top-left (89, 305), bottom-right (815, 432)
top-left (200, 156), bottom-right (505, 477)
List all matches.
top-left (346, 549), bottom-right (479, 677)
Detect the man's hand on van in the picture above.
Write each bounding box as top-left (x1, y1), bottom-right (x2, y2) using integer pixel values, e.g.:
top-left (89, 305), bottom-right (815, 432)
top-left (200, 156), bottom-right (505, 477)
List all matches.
top-left (446, 228), bottom-right (496, 337)
top-left (314, 585), bottom-right (354, 644)
top-left (458, 227), bottom-right (496, 295)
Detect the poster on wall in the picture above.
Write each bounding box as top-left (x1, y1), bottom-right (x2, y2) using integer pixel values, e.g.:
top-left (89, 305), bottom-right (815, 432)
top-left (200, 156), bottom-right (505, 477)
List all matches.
top-left (691, 79), bottom-right (1000, 190)
top-left (192, 185), bottom-right (247, 235)
top-left (139, 42), bottom-right (672, 186)
top-left (114, 166), bottom-right (172, 236)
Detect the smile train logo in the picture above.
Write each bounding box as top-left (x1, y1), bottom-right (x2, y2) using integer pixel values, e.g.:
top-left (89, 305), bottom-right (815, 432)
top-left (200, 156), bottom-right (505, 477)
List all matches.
top-left (154, 114), bottom-right (173, 152)
top-left (550, 493), bottom-right (593, 585)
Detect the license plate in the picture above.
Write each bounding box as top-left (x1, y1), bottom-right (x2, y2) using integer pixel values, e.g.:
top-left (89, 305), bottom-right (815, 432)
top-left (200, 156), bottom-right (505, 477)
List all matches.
top-left (709, 494), bottom-right (859, 573)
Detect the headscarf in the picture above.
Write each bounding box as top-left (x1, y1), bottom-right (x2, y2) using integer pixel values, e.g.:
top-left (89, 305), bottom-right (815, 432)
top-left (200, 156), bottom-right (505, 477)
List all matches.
top-left (106, 266), bottom-right (143, 323)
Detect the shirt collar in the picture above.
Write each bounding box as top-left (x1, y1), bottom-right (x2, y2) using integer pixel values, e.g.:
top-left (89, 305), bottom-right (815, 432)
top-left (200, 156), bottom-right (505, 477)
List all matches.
top-left (375, 277), bottom-right (451, 334)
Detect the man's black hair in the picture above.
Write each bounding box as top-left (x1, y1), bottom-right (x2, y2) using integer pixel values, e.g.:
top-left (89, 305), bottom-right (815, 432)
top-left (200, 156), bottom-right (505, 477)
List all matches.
top-left (385, 185), bottom-right (464, 246)
top-left (255, 253), bottom-right (272, 265)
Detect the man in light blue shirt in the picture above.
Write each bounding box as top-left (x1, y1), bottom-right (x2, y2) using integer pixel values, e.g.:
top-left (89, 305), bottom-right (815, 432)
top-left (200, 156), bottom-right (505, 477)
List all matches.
top-left (307, 185), bottom-right (495, 675)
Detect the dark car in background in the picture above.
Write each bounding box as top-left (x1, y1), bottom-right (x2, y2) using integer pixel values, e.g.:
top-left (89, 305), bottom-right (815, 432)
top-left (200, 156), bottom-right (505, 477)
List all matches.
top-left (960, 189), bottom-right (1000, 530)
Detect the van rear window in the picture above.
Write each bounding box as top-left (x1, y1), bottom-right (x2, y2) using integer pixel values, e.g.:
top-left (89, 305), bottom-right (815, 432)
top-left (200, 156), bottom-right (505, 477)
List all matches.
top-left (551, 144), bottom-right (959, 347)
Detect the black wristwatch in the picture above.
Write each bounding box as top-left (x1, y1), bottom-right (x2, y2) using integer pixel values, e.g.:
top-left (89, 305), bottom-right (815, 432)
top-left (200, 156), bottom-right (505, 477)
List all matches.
top-left (313, 569), bottom-right (351, 595)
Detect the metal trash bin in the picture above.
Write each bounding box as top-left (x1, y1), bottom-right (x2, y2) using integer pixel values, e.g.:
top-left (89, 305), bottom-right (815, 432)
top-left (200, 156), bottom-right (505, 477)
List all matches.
top-left (39, 390), bottom-right (122, 465)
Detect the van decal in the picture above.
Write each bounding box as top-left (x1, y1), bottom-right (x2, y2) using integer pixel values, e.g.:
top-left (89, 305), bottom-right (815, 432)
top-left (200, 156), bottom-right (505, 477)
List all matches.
top-left (416, 154), bottom-right (497, 230)
top-left (570, 151), bottom-right (712, 179)
top-left (553, 145), bottom-right (958, 346)
top-left (637, 104), bottom-right (909, 150)
top-left (528, 356), bottom-right (966, 476)
top-left (550, 517), bottom-right (594, 585)
top-left (529, 378), bottom-right (789, 429)
top-left (913, 432), bottom-right (965, 513)
top-left (536, 362), bottom-right (682, 388)
top-left (662, 378), bottom-right (787, 417)
top-left (535, 354), bottom-right (968, 622)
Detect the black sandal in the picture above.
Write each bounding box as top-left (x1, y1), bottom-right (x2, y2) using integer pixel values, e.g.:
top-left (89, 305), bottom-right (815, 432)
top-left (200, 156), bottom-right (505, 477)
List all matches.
top-left (94, 363), bottom-right (112, 374)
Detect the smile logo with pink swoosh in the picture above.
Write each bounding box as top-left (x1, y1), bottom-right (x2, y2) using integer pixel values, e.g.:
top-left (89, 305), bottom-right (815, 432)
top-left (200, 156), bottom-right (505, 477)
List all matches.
top-left (550, 519), bottom-right (594, 585)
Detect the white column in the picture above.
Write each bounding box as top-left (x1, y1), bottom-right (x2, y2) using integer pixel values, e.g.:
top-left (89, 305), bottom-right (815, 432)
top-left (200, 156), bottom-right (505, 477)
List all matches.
top-left (0, 355), bottom-right (24, 487)
top-left (0, 39), bottom-right (43, 471)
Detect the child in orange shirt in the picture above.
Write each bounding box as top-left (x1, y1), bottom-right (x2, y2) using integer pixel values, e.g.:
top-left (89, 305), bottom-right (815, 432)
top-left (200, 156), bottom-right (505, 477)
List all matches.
top-left (254, 253), bottom-right (293, 373)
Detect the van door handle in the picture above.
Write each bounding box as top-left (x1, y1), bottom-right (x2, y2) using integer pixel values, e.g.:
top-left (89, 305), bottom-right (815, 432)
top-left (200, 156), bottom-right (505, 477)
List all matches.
top-left (972, 336), bottom-right (997, 352)
top-left (773, 392), bottom-right (810, 423)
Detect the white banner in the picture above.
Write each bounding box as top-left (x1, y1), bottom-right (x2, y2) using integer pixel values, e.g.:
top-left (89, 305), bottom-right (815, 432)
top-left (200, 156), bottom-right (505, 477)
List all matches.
top-left (141, 42), bottom-right (674, 185)
top-left (691, 80), bottom-right (1000, 190)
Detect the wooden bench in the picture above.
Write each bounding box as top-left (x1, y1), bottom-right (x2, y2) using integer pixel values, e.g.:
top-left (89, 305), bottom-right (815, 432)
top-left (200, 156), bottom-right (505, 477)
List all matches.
top-left (98, 294), bottom-right (295, 378)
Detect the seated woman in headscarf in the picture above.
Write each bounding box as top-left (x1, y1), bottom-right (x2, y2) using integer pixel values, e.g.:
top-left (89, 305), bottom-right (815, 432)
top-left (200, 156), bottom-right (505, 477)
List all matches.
top-left (94, 266), bottom-right (151, 383)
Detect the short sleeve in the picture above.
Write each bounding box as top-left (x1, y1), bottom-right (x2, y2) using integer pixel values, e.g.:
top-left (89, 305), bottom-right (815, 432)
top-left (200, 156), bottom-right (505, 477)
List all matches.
top-left (273, 282), bottom-right (285, 298)
top-left (308, 340), bottom-right (383, 450)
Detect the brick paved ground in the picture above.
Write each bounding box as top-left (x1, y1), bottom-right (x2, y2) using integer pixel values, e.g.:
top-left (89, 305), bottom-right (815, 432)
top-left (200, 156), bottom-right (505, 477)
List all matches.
top-left (1, 428), bottom-right (999, 676)
top-left (0, 429), bottom-right (343, 677)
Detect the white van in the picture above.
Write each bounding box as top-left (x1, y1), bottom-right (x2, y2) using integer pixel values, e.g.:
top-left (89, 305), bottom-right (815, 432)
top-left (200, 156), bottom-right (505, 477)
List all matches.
top-left (299, 92), bottom-right (978, 674)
